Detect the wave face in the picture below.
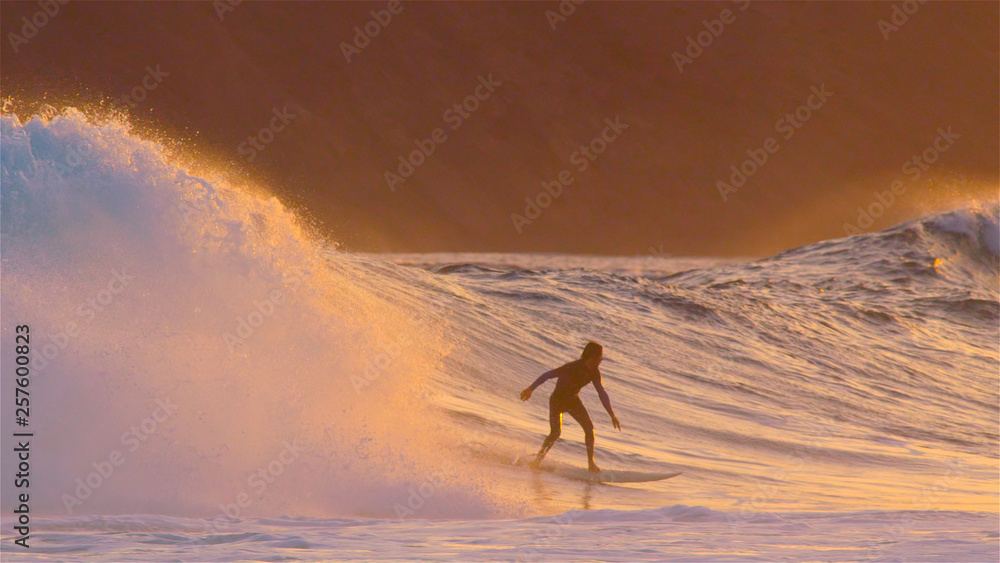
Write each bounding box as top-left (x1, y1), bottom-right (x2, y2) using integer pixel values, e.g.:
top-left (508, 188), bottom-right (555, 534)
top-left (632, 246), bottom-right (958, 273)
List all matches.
top-left (412, 202), bottom-right (999, 515)
top-left (0, 110), bottom-right (520, 520)
top-left (1, 110), bottom-right (997, 530)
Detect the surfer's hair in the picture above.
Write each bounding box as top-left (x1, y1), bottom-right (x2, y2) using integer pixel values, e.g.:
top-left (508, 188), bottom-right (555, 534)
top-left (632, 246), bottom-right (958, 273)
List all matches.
top-left (581, 341), bottom-right (603, 359)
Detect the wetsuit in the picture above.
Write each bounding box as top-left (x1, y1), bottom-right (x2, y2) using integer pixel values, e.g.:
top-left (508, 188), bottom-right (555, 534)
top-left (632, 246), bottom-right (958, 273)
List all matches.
top-left (527, 359), bottom-right (614, 465)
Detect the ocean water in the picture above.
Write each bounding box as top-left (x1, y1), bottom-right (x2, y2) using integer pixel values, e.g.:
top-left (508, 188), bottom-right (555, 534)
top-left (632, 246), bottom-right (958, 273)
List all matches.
top-left (1, 111), bottom-right (997, 561)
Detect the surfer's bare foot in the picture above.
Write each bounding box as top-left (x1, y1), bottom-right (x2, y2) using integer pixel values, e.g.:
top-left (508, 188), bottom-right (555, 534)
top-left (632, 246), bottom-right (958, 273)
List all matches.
top-left (529, 458), bottom-right (542, 470)
top-left (588, 463), bottom-right (601, 473)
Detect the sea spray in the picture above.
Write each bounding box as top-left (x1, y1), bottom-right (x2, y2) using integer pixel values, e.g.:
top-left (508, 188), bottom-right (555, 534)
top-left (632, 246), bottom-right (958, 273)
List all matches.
top-left (0, 108), bottom-right (521, 519)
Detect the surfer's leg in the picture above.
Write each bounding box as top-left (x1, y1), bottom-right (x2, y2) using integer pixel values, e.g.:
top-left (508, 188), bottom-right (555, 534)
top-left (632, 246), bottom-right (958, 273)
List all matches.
top-left (566, 397), bottom-right (597, 472)
top-left (533, 396), bottom-right (563, 466)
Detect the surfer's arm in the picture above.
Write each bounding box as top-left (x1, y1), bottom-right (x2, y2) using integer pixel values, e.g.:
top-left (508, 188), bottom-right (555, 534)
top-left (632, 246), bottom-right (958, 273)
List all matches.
top-left (520, 369), bottom-right (558, 401)
top-left (593, 376), bottom-right (622, 430)
top-left (529, 369), bottom-right (558, 390)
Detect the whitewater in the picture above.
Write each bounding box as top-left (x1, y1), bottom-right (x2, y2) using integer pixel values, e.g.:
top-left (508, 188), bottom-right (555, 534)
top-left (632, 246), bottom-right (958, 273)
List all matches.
top-left (1, 110), bottom-right (997, 561)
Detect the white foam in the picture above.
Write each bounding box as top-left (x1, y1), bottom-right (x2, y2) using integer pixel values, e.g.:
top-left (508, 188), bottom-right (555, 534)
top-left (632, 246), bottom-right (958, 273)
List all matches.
top-left (0, 110), bottom-right (520, 520)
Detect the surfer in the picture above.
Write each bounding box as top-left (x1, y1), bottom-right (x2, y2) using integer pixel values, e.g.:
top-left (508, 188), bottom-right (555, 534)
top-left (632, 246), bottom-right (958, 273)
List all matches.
top-left (520, 341), bottom-right (621, 472)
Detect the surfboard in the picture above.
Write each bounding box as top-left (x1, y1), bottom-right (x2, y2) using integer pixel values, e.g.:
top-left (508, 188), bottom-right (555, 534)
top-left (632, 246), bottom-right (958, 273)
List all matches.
top-left (468, 443), bottom-right (682, 484)
top-left (553, 467), bottom-right (682, 483)
top-left (509, 451), bottom-right (681, 483)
